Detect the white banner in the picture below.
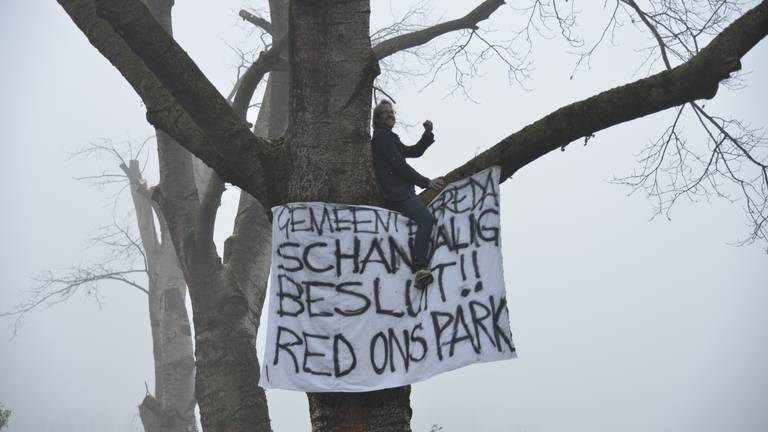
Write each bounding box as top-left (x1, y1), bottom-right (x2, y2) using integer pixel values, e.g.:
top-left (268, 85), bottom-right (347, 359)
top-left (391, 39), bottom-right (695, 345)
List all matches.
top-left (260, 167), bottom-right (515, 392)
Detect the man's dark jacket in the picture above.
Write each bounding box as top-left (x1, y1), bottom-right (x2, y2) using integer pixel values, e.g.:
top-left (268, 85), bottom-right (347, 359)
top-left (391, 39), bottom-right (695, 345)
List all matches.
top-left (370, 127), bottom-right (434, 202)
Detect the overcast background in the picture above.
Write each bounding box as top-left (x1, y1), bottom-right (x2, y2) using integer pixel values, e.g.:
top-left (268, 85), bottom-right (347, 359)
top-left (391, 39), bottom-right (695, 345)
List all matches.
top-left (1, 1), bottom-right (766, 431)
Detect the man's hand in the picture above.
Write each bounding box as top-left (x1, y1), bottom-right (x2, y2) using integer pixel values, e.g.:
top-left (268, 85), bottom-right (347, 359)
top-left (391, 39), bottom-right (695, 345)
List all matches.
top-left (430, 177), bottom-right (445, 191)
top-left (423, 120), bottom-right (433, 133)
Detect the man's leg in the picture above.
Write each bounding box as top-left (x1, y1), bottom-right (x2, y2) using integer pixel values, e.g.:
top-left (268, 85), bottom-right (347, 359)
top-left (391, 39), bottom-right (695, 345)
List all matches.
top-left (386, 196), bottom-right (436, 286)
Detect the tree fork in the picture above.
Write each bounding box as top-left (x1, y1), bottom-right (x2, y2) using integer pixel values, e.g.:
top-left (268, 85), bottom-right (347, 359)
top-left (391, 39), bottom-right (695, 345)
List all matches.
top-left (58, 0), bottom-right (274, 206)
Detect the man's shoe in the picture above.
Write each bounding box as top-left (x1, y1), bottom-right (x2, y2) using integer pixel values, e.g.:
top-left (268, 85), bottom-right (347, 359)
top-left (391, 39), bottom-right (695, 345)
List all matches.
top-left (414, 268), bottom-right (434, 289)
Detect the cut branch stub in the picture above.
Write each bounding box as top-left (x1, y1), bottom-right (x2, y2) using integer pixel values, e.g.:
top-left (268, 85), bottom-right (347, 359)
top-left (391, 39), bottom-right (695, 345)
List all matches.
top-left (239, 9), bottom-right (273, 35)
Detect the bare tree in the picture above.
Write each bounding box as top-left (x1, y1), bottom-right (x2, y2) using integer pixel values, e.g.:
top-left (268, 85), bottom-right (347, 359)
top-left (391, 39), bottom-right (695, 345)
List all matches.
top-left (611, 0), bottom-right (767, 249)
top-left (120, 154), bottom-right (198, 432)
top-left (54, 0), bottom-right (768, 430)
top-left (0, 403), bottom-right (11, 431)
top-left (98, 1), bottom-right (277, 430)
top-left (1, 140), bottom-right (198, 432)
top-left (509, 0), bottom-right (767, 247)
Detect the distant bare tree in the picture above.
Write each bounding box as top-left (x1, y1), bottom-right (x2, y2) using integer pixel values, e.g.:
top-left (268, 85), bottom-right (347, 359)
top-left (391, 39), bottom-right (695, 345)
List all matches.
top-left (1, 140), bottom-right (197, 432)
top-left (0, 402), bottom-right (13, 430)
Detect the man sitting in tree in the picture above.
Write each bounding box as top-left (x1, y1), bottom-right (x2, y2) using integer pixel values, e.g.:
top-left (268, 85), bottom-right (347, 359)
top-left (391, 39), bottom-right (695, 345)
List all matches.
top-left (370, 99), bottom-right (445, 288)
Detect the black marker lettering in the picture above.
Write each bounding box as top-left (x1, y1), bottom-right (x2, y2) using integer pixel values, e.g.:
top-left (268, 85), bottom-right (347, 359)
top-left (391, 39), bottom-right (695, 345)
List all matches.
top-left (352, 208), bottom-right (376, 234)
top-left (304, 281), bottom-right (334, 318)
top-left (334, 237), bottom-right (360, 277)
top-left (404, 279), bottom-right (421, 317)
top-left (449, 305), bottom-right (478, 356)
top-left (409, 323), bottom-right (427, 362)
top-left (431, 311), bottom-right (454, 361)
top-left (309, 206), bottom-right (334, 235)
top-left (373, 277), bottom-right (404, 317)
top-left (388, 328), bottom-right (410, 372)
top-left (303, 242), bottom-right (333, 273)
top-left (333, 207), bottom-right (353, 231)
top-left (469, 300), bottom-right (495, 350)
top-left (490, 295), bottom-right (515, 352)
top-left (375, 210), bottom-right (393, 232)
top-left (388, 236), bottom-right (412, 272)
top-left (471, 250), bottom-right (480, 279)
top-left (302, 332), bottom-right (332, 376)
top-left (277, 242), bottom-right (303, 272)
top-left (370, 331), bottom-right (388, 374)
top-left (276, 206), bottom-right (291, 238)
top-left (360, 238), bottom-right (393, 274)
top-left (333, 334), bottom-right (356, 377)
top-left (477, 208), bottom-right (499, 245)
top-left (290, 206), bottom-right (311, 233)
top-left (274, 326), bottom-right (302, 373)
top-left (334, 281), bottom-right (371, 316)
top-left (277, 274), bottom-right (304, 317)
top-left (432, 262), bottom-right (456, 303)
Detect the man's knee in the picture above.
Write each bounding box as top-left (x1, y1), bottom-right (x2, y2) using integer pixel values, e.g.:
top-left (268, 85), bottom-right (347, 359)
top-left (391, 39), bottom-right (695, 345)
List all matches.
top-left (401, 197), bottom-right (436, 227)
top-left (417, 213), bottom-right (436, 229)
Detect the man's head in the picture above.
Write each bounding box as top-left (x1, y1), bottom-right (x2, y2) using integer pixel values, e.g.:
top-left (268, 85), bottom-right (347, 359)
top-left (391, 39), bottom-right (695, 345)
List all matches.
top-left (373, 99), bottom-right (396, 129)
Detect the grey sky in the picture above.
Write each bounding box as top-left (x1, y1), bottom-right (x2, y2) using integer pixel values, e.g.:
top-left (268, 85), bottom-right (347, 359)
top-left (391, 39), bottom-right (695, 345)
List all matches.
top-left (1, 1), bottom-right (766, 432)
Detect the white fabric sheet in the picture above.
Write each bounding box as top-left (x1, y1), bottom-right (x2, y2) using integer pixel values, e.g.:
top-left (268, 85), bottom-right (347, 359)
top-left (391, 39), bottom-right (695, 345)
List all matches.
top-left (260, 167), bottom-right (515, 392)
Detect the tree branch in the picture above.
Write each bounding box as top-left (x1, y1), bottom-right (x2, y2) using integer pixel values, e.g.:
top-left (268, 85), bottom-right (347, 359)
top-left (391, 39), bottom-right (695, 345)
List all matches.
top-left (2, 267), bottom-right (148, 335)
top-left (120, 159), bottom-right (161, 257)
top-left (372, 0), bottom-right (505, 60)
top-left (197, 172), bottom-right (226, 250)
top-left (421, 0), bottom-right (768, 200)
top-left (621, 0), bottom-right (672, 69)
top-left (58, 0), bottom-right (273, 206)
top-left (610, 1), bottom-right (767, 246)
top-left (239, 9), bottom-right (272, 35)
top-left (232, 35), bottom-right (289, 120)
top-left (222, 76), bottom-right (279, 330)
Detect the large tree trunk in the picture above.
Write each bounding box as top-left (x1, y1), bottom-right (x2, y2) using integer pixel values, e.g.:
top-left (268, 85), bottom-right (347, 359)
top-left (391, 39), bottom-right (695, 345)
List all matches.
top-left (263, 0), bottom-right (290, 138)
top-left (286, 0), bottom-right (379, 204)
top-left (139, 1), bottom-right (273, 430)
top-left (139, 234), bottom-right (197, 432)
top-left (285, 1), bottom-right (412, 430)
top-left (155, 127), bottom-right (273, 432)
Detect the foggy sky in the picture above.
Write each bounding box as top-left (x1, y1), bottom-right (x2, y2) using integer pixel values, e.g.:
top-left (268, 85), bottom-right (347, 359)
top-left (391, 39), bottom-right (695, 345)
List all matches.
top-left (1, 1), bottom-right (766, 432)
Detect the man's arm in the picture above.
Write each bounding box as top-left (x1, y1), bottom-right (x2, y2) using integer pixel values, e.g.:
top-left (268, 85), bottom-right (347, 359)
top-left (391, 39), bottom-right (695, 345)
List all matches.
top-left (373, 131), bottom-right (431, 189)
top-left (401, 120), bottom-right (435, 158)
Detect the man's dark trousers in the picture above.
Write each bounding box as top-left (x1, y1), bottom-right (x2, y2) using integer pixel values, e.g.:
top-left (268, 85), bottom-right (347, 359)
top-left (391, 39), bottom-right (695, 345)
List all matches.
top-left (385, 195), bottom-right (436, 270)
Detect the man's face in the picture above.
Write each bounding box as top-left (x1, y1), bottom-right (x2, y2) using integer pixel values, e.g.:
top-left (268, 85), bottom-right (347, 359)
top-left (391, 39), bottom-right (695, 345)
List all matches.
top-left (380, 104), bottom-right (396, 129)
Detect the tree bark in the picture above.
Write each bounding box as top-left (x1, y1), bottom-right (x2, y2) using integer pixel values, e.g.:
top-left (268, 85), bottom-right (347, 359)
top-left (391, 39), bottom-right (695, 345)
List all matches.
top-left (135, 1), bottom-right (273, 430)
top-left (122, 159), bottom-right (197, 432)
top-left (308, 387), bottom-right (412, 432)
top-left (154, 120), bottom-right (273, 432)
top-left (265, 0), bottom-right (290, 138)
top-left (285, 0), bottom-right (379, 205)
top-left (284, 1), bottom-right (412, 429)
